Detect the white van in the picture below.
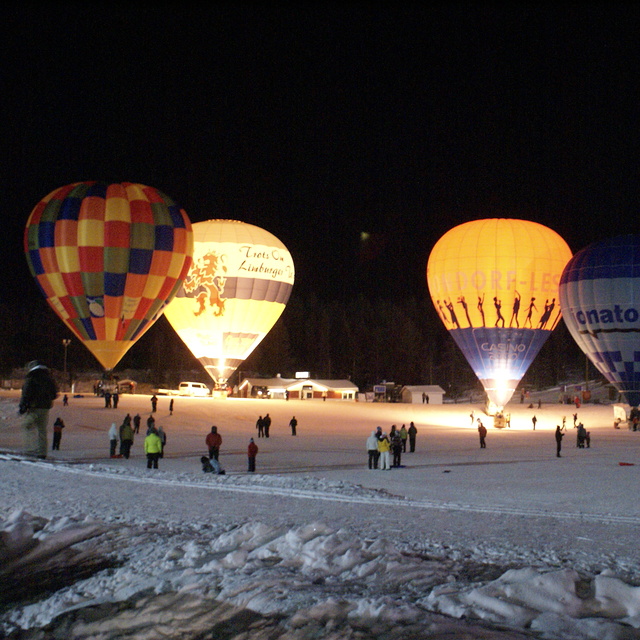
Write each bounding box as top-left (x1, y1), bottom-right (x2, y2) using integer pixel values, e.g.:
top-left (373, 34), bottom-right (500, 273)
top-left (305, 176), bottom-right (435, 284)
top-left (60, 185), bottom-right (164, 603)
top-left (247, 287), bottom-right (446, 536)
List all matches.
top-left (178, 381), bottom-right (211, 397)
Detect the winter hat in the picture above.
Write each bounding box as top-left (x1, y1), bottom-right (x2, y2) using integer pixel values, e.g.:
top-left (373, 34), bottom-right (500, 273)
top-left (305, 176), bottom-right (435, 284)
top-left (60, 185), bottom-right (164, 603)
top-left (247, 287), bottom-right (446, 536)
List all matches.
top-left (250, 438), bottom-right (254, 442)
top-left (26, 360), bottom-right (46, 373)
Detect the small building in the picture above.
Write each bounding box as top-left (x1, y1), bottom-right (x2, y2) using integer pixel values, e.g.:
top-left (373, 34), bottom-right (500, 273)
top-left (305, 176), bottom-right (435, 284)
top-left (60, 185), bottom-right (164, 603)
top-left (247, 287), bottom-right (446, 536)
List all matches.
top-left (238, 377), bottom-right (359, 401)
top-left (400, 385), bottom-right (445, 405)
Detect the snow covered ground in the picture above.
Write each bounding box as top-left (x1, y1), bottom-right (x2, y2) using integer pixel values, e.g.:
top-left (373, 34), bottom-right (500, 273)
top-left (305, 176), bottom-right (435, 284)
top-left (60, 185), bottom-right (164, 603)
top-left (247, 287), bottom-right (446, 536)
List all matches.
top-left (1, 390), bottom-right (640, 639)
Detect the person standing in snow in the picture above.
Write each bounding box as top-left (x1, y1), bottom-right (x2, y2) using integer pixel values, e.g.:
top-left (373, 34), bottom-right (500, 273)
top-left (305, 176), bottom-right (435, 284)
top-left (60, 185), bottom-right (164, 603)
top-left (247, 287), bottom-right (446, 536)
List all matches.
top-left (108, 422), bottom-right (119, 457)
top-left (157, 425), bottom-right (167, 457)
top-left (133, 413), bottom-right (141, 434)
top-left (477, 419), bottom-right (487, 448)
top-left (119, 418), bottom-right (134, 459)
top-left (263, 413), bottom-right (271, 438)
top-left (289, 416), bottom-right (298, 436)
top-left (366, 430), bottom-right (379, 469)
top-left (408, 422), bottom-right (417, 452)
top-left (247, 438), bottom-right (258, 472)
top-left (256, 415), bottom-right (264, 438)
top-left (169, 398), bottom-right (174, 415)
top-left (555, 425), bottom-right (565, 457)
top-left (19, 360), bottom-right (59, 459)
top-left (400, 424), bottom-right (408, 452)
top-left (206, 425), bottom-right (222, 460)
top-left (52, 417), bottom-right (65, 451)
top-left (391, 430), bottom-right (403, 467)
top-left (532, 415), bottom-right (537, 430)
top-left (144, 427), bottom-right (162, 469)
top-left (378, 433), bottom-right (391, 470)
top-left (150, 394), bottom-right (158, 413)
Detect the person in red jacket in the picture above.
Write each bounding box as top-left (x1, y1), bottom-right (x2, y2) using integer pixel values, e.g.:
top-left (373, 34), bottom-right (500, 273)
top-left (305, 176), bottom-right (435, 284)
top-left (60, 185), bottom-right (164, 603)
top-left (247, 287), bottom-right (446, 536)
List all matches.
top-left (205, 425), bottom-right (222, 460)
top-left (247, 438), bottom-right (258, 472)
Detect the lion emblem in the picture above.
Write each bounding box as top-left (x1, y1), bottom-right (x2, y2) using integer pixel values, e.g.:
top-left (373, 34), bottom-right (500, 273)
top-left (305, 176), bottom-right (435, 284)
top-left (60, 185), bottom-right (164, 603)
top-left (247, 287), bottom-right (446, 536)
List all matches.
top-left (183, 251), bottom-right (228, 317)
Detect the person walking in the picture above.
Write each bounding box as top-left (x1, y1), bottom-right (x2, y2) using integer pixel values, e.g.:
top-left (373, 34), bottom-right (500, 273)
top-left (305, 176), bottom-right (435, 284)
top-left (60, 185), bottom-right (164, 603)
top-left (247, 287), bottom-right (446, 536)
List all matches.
top-left (555, 425), bottom-right (565, 457)
top-left (378, 433), bottom-right (391, 470)
top-left (289, 416), bottom-right (298, 436)
top-left (206, 425), bottom-right (222, 460)
top-left (247, 438), bottom-right (258, 472)
top-left (119, 418), bottom-right (134, 459)
top-left (150, 394), bottom-right (158, 413)
top-left (532, 415), bottom-right (537, 430)
top-left (19, 360), bottom-right (59, 459)
top-left (256, 415), bottom-right (264, 438)
top-left (109, 422), bottom-right (119, 458)
top-left (169, 398), bottom-right (174, 415)
top-left (133, 413), bottom-right (141, 434)
top-left (146, 414), bottom-right (155, 434)
top-left (366, 430), bottom-right (379, 469)
top-left (408, 422), bottom-right (417, 452)
top-left (477, 419), bottom-right (487, 448)
top-left (144, 427), bottom-right (162, 469)
top-left (52, 417), bottom-right (65, 451)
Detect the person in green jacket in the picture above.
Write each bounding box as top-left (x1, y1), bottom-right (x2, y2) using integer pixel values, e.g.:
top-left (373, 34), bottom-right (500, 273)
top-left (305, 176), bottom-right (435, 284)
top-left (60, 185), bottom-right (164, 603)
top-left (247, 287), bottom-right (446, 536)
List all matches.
top-left (144, 427), bottom-right (163, 469)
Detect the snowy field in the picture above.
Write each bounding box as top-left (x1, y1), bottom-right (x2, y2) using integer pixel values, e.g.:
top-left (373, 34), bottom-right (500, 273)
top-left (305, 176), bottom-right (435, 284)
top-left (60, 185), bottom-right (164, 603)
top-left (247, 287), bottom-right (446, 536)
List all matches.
top-left (2, 390), bottom-right (640, 639)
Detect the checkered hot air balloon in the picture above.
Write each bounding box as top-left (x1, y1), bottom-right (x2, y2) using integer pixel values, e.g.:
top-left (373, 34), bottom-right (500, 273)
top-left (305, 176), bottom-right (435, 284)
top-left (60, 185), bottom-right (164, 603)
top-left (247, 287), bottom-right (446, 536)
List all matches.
top-left (427, 218), bottom-right (573, 410)
top-left (24, 182), bottom-right (194, 370)
top-left (163, 220), bottom-right (295, 389)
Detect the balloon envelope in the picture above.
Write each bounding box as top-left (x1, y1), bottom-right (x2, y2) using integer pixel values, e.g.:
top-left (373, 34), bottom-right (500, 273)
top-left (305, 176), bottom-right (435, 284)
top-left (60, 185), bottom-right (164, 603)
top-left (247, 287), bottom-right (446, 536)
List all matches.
top-left (24, 182), bottom-right (193, 370)
top-left (163, 220), bottom-right (295, 387)
top-left (427, 218), bottom-right (572, 409)
top-left (559, 235), bottom-right (640, 407)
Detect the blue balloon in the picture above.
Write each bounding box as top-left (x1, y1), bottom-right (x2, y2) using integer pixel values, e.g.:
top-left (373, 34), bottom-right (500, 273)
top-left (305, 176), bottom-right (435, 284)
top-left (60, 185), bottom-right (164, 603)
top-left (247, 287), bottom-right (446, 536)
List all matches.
top-left (559, 235), bottom-right (640, 407)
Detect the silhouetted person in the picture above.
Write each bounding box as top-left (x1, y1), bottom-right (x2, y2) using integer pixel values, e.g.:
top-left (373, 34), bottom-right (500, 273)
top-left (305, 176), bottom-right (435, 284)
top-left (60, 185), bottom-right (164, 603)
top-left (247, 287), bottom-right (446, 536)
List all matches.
top-left (494, 297), bottom-right (505, 327)
top-left (509, 291), bottom-right (521, 327)
top-left (555, 425), bottom-right (565, 457)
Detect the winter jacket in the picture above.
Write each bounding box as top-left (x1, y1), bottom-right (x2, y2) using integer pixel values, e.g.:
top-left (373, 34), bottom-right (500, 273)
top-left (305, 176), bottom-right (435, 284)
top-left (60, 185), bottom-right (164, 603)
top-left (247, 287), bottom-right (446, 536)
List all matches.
top-left (120, 423), bottom-right (134, 442)
top-left (206, 432), bottom-right (222, 448)
top-left (377, 437), bottom-right (390, 453)
top-left (144, 432), bottom-right (163, 454)
top-left (248, 441), bottom-right (258, 457)
top-left (19, 366), bottom-right (58, 413)
top-left (366, 432), bottom-right (379, 451)
top-left (108, 423), bottom-right (118, 441)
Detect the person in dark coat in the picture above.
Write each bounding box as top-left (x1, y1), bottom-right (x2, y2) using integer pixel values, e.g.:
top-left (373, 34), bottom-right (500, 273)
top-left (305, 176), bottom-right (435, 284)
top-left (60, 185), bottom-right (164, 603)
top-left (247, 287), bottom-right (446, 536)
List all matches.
top-left (391, 431), bottom-right (403, 467)
top-left (256, 415), bottom-right (264, 438)
top-left (263, 413), bottom-right (271, 438)
top-left (408, 422), bottom-right (417, 452)
top-left (289, 416), bottom-right (298, 436)
top-left (247, 438), bottom-right (258, 472)
top-left (133, 413), bottom-right (141, 434)
top-left (52, 417), bottom-right (65, 451)
top-left (150, 394), bottom-right (158, 412)
top-left (555, 425), bottom-right (565, 457)
top-left (19, 360), bottom-right (59, 459)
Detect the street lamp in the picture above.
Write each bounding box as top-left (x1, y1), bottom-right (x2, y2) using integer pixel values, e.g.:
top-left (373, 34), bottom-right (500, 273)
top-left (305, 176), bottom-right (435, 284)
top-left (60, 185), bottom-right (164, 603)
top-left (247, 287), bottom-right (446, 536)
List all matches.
top-left (62, 339), bottom-right (71, 391)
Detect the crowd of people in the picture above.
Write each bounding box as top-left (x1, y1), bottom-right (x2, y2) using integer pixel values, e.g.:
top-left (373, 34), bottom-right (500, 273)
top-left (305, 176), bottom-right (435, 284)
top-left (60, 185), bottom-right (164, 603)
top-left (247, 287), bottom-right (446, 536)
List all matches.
top-left (366, 422), bottom-right (418, 470)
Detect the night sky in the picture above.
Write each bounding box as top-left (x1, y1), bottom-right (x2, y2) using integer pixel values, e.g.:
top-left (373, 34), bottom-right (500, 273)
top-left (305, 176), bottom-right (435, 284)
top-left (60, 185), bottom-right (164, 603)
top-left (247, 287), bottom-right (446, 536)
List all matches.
top-left (4, 3), bottom-right (640, 304)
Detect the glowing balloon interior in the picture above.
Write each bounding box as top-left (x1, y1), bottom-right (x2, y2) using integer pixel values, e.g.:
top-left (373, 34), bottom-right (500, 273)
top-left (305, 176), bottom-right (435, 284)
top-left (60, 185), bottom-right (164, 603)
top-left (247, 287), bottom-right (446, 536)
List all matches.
top-left (559, 235), bottom-right (640, 407)
top-left (24, 182), bottom-right (193, 370)
top-left (427, 219), bottom-right (572, 409)
top-left (163, 220), bottom-right (295, 388)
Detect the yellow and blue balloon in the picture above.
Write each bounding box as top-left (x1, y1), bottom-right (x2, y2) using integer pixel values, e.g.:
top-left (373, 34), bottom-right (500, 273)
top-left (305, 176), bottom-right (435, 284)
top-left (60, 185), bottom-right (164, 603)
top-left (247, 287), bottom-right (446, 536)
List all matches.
top-left (427, 218), bottom-right (572, 409)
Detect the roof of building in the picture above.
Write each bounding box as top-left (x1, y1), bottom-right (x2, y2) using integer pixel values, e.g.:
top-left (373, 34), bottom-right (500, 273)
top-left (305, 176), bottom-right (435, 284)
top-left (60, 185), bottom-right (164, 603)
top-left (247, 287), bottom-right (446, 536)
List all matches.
top-left (401, 385), bottom-right (446, 393)
top-left (241, 377), bottom-right (359, 391)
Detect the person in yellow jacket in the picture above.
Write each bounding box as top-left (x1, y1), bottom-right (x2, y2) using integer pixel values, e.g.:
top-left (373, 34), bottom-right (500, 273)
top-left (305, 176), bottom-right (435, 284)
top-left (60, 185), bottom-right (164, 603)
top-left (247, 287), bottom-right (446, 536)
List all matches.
top-left (377, 433), bottom-right (391, 470)
top-left (144, 427), bottom-right (163, 469)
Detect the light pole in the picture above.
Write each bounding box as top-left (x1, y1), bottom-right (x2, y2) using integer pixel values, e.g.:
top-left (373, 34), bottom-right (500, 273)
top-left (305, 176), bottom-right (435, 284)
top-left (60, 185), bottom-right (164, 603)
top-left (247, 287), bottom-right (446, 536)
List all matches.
top-left (62, 339), bottom-right (71, 391)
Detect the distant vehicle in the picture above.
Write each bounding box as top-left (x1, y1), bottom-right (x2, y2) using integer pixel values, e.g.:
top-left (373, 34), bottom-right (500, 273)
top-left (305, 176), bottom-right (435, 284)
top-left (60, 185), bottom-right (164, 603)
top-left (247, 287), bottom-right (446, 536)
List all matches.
top-left (178, 381), bottom-right (211, 397)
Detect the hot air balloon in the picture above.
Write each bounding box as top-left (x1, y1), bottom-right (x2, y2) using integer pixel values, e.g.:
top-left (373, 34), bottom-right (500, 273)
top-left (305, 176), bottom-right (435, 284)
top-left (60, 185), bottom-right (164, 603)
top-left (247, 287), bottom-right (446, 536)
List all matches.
top-left (427, 219), bottom-right (572, 410)
top-left (559, 235), bottom-right (640, 408)
top-left (163, 220), bottom-right (295, 389)
top-left (24, 182), bottom-right (194, 370)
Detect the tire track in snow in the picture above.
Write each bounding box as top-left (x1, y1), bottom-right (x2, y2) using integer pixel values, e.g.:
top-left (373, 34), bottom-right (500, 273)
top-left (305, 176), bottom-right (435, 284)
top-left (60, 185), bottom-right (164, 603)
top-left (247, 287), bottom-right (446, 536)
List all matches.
top-left (5, 454), bottom-right (640, 527)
